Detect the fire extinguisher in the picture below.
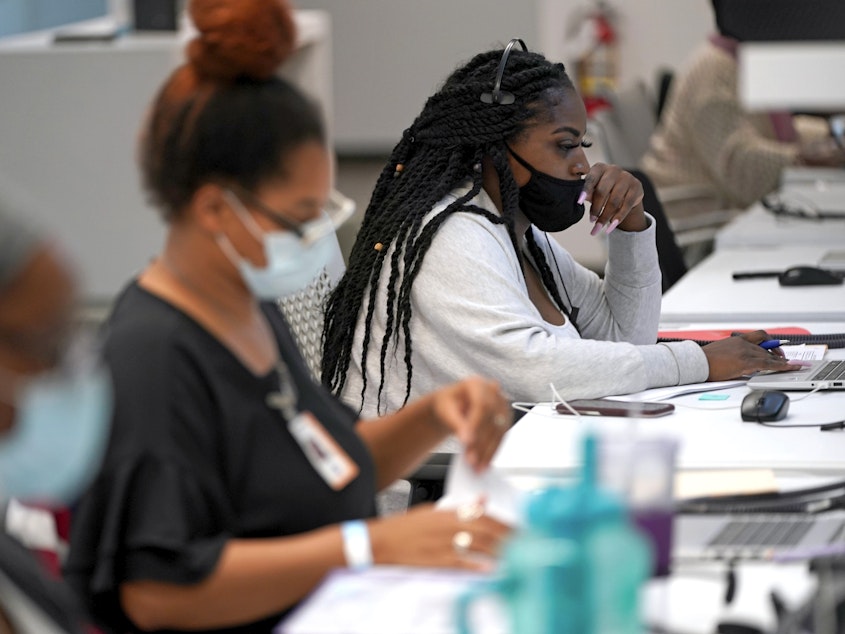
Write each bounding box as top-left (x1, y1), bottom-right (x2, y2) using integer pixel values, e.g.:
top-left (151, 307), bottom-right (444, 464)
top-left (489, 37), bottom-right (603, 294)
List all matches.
top-left (575, 1), bottom-right (619, 115)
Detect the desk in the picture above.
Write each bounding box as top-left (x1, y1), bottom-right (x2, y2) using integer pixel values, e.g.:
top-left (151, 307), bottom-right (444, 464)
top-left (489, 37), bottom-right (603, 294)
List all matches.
top-left (484, 345), bottom-right (845, 634)
top-left (715, 204), bottom-right (845, 250)
top-left (660, 245), bottom-right (845, 323)
top-left (713, 167), bottom-right (845, 249)
top-left (279, 333), bottom-right (845, 634)
top-left (493, 343), bottom-right (845, 481)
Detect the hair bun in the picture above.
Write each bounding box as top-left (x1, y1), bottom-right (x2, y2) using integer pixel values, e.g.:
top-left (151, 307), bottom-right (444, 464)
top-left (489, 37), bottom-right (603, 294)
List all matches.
top-left (187, 0), bottom-right (297, 81)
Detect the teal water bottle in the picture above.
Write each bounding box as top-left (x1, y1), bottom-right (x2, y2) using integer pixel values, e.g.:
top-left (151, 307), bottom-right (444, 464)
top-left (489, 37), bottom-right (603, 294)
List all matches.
top-left (455, 433), bottom-right (652, 634)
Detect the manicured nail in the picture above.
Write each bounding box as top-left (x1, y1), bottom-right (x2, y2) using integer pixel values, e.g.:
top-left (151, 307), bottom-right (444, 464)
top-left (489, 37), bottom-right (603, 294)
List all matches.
top-left (605, 219), bottom-right (620, 234)
top-left (788, 360), bottom-right (814, 366)
top-left (589, 214), bottom-right (597, 223)
top-left (577, 190), bottom-right (587, 205)
top-left (590, 221), bottom-right (604, 236)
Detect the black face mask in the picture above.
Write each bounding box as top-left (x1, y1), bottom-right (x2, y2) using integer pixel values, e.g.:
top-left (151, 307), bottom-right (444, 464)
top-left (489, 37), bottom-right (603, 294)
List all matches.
top-left (507, 145), bottom-right (585, 233)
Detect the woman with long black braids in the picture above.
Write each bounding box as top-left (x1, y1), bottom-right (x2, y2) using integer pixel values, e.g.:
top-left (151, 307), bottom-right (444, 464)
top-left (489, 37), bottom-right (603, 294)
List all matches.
top-left (322, 40), bottom-right (796, 417)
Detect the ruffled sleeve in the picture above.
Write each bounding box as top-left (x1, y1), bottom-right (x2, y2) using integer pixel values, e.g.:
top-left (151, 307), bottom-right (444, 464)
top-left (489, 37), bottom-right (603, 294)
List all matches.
top-left (65, 452), bottom-right (232, 628)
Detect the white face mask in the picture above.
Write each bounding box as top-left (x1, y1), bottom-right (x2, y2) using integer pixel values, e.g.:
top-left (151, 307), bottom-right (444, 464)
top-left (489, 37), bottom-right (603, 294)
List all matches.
top-left (218, 191), bottom-right (338, 300)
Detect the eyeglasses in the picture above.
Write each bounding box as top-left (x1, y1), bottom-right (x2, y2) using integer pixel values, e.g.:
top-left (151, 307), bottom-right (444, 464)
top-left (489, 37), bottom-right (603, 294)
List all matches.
top-left (227, 186), bottom-right (356, 247)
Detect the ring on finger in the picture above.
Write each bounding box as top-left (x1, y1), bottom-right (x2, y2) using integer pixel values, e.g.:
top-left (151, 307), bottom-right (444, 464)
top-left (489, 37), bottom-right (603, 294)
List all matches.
top-left (452, 530), bottom-right (473, 555)
top-left (456, 501), bottom-right (484, 523)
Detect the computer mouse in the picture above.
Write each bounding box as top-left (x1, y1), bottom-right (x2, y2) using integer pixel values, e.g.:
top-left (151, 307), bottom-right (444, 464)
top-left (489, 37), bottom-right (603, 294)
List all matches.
top-left (717, 621), bottom-right (764, 634)
top-left (741, 390), bottom-right (790, 422)
top-left (778, 265), bottom-right (843, 286)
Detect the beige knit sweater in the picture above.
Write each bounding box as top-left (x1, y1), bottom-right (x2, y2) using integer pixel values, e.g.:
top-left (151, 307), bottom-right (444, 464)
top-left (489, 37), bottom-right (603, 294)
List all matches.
top-left (640, 42), bottom-right (801, 209)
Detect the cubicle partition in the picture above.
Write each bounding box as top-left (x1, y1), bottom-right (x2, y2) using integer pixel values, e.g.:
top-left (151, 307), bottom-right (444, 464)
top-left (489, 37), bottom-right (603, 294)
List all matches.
top-left (0, 11), bottom-right (331, 309)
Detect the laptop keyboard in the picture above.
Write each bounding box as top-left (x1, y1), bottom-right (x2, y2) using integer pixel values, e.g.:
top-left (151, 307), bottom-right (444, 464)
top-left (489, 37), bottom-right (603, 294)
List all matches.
top-left (709, 516), bottom-right (814, 548)
top-left (812, 360), bottom-right (845, 381)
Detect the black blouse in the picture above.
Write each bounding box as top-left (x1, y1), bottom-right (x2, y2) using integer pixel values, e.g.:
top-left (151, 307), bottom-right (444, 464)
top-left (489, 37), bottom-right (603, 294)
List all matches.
top-left (65, 282), bottom-right (377, 634)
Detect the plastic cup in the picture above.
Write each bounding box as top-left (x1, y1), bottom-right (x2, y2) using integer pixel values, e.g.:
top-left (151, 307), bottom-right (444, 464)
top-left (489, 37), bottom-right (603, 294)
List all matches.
top-left (598, 434), bottom-right (678, 577)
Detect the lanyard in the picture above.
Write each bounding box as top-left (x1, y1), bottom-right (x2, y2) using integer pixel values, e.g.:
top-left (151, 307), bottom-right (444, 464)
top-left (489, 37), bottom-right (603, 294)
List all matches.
top-left (265, 358), bottom-right (359, 490)
top-left (265, 360), bottom-right (299, 420)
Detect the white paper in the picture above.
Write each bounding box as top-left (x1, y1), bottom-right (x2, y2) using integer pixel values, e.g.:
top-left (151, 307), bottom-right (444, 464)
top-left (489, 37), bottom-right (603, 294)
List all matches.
top-left (436, 453), bottom-right (525, 528)
top-left (276, 566), bottom-right (508, 634)
top-left (781, 344), bottom-right (827, 361)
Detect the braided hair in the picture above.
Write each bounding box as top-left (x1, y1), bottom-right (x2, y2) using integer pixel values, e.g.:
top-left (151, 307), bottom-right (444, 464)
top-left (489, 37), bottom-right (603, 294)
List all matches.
top-left (321, 47), bottom-right (575, 411)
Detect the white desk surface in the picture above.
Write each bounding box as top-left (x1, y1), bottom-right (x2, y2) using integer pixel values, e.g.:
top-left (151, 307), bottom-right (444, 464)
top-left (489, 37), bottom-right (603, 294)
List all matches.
top-left (715, 204), bottom-right (845, 250)
top-left (285, 327), bottom-right (843, 634)
top-left (492, 346), bottom-right (845, 479)
top-left (277, 562), bottom-right (815, 634)
top-left (715, 168), bottom-right (845, 250)
top-left (340, 323), bottom-right (842, 634)
top-left (660, 245), bottom-right (845, 323)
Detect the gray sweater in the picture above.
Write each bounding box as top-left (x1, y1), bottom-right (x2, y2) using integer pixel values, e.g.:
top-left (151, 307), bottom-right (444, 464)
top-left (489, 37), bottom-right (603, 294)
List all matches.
top-left (341, 184), bottom-right (708, 417)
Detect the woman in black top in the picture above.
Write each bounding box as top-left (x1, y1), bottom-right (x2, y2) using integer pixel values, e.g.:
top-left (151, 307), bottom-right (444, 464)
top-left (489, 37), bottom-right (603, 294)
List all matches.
top-left (64, 1), bottom-right (511, 632)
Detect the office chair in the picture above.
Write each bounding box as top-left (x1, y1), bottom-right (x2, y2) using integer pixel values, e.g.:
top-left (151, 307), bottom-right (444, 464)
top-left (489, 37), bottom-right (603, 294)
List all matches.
top-left (588, 82), bottom-right (739, 270)
top-left (655, 68), bottom-right (674, 123)
top-left (406, 453), bottom-right (453, 506)
top-left (276, 216), bottom-right (347, 382)
top-left (628, 169), bottom-right (688, 291)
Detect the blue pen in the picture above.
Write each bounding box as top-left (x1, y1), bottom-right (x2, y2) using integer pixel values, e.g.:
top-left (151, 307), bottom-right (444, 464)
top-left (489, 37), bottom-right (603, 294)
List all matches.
top-left (760, 339), bottom-right (790, 350)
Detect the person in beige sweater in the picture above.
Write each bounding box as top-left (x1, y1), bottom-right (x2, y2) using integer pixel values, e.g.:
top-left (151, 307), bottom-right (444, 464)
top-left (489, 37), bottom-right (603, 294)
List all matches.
top-left (641, 5), bottom-right (845, 211)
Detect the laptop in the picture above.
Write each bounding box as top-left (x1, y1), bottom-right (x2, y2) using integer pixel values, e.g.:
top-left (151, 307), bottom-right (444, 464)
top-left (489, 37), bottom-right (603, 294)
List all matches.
top-left (674, 511), bottom-right (845, 561)
top-left (746, 359), bottom-right (845, 391)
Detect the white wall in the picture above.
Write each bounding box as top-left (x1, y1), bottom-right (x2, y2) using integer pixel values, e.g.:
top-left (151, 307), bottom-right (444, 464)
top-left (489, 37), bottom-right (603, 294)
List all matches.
top-left (0, 11), bottom-right (331, 303)
top-left (294, 0), bottom-right (714, 154)
top-left (0, 0), bottom-right (717, 299)
top-left (538, 0), bottom-right (713, 93)
top-left (615, 0), bottom-right (713, 89)
top-left (293, 0), bottom-right (541, 154)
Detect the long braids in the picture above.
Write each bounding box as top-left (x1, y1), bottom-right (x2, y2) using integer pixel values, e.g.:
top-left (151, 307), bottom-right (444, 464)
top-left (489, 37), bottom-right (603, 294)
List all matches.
top-left (524, 231), bottom-right (567, 313)
top-left (322, 47), bottom-right (575, 412)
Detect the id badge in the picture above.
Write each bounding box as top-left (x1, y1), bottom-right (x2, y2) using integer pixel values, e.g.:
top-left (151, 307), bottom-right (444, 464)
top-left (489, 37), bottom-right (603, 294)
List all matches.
top-left (288, 411), bottom-right (359, 490)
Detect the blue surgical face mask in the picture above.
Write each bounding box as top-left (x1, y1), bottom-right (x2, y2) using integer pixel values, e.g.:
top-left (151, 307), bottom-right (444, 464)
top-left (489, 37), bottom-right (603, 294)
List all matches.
top-left (0, 363), bottom-right (112, 505)
top-left (218, 192), bottom-right (338, 300)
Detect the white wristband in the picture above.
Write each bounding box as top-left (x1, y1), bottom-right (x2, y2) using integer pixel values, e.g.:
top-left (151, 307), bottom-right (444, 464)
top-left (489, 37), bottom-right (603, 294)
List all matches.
top-left (340, 520), bottom-right (373, 570)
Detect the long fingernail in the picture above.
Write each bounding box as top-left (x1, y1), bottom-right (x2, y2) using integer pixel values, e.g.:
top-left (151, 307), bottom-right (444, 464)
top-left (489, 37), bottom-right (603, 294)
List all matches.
top-left (605, 219), bottom-right (620, 234)
top-left (788, 360), bottom-right (814, 366)
top-left (577, 190), bottom-right (587, 205)
top-left (590, 221), bottom-right (604, 236)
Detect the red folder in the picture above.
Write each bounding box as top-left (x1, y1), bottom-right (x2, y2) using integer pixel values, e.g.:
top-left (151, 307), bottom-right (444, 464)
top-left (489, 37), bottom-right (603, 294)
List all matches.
top-left (657, 326), bottom-right (812, 343)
